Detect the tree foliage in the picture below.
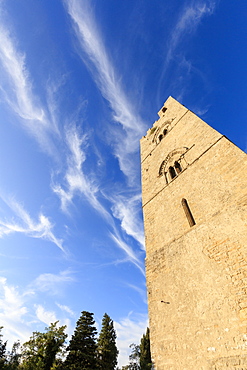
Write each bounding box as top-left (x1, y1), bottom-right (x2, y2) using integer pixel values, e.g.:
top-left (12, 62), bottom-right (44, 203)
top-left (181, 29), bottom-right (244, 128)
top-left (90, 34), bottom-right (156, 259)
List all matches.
top-left (20, 321), bottom-right (67, 370)
top-left (97, 313), bottom-right (118, 370)
top-left (128, 343), bottom-right (140, 370)
top-left (0, 327), bottom-right (7, 369)
top-left (139, 328), bottom-right (152, 370)
top-left (6, 341), bottom-right (21, 370)
top-left (122, 328), bottom-right (153, 370)
top-left (64, 311), bottom-right (97, 370)
top-left (0, 311), bottom-right (122, 370)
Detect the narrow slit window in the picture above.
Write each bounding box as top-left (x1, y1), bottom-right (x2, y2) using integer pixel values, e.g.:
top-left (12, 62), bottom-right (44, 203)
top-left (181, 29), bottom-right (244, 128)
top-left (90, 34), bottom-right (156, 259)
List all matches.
top-left (181, 198), bottom-right (196, 227)
top-left (169, 166), bottom-right (176, 179)
top-left (174, 161), bottom-right (182, 174)
top-left (163, 129), bottom-right (168, 136)
top-left (159, 134), bottom-right (163, 142)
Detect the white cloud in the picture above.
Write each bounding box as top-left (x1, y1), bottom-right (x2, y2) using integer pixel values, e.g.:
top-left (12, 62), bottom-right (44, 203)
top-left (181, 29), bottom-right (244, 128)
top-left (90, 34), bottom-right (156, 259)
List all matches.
top-left (110, 193), bottom-right (145, 249)
top-left (0, 277), bottom-right (31, 345)
top-left (35, 305), bottom-right (57, 326)
top-left (0, 276), bottom-right (74, 352)
top-left (126, 283), bottom-right (147, 304)
top-left (165, 0), bottom-right (216, 70)
top-left (0, 18), bottom-right (58, 156)
top-left (0, 25), bottom-right (44, 121)
top-left (0, 197), bottom-right (64, 252)
top-left (115, 313), bottom-right (148, 367)
top-left (56, 303), bottom-right (75, 317)
top-left (109, 232), bottom-right (144, 276)
top-left (64, 0), bottom-right (146, 182)
top-left (33, 271), bottom-right (74, 295)
top-left (52, 125), bottom-right (144, 271)
top-left (52, 125), bottom-right (112, 222)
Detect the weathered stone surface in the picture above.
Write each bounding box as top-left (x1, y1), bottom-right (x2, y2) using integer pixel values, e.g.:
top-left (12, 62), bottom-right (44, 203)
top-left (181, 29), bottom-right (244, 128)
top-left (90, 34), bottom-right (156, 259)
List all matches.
top-left (141, 97), bottom-right (247, 369)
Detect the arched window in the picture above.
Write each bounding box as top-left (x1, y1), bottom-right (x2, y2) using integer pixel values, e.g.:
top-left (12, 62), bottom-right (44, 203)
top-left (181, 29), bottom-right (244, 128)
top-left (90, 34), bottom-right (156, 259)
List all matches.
top-left (159, 134), bottom-right (163, 142)
top-left (181, 198), bottom-right (196, 227)
top-left (169, 166), bottom-right (176, 179)
top-left (174, 161), bottom-right (182, 174)
top-left (158, 147), bottom-right (188, 181)
top-left (163, 129), bottom-right (168, 136)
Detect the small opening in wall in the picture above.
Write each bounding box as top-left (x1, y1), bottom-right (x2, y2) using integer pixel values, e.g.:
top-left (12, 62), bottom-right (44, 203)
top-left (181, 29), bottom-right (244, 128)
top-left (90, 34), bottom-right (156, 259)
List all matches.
top-left (181, 198), bottom-right (196, 227)
top-left (159, 134), bottom-right (163, 142)
top-left (169, 166), bottom-right (177, 179)
top-left (162, 107), bottom-right (167, 113)
top-left (174, 161), bottom-right (182, 173)
top-left (163, 129), bottom-right (168, 136)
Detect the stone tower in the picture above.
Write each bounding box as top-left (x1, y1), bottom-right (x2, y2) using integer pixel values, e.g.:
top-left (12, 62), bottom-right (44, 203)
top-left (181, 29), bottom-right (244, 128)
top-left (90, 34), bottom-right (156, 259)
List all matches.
top-left (141, 97), bottom-right (247, 369)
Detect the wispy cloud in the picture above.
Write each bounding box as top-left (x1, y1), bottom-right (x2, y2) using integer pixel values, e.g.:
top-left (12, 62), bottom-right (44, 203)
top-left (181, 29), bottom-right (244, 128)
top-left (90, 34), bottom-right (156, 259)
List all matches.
top-left (0, 26), bottom-right (44, 121)
top-left (0, 197), bottom-right (64, 252)
top-left (52, 125), bottom-right (111, 222)
top-left (126, 283), bottom-right (147, 304)
top-left (32, 270), bottom-right (74, 295)
top-left (158, 0), bottom-right (216, 102)
top-left (35, 305), bottom-right (57, 326)
top-left (52, 124), bottom-right (144, 271)
top-left (109, 232), bottom-right (144, 276)
top-left (166, 0), bottom-right (216, 66)
top-left (115, 312), bottom-right (148, 367)
top-left (0, 276), bottom-right (73, 348)
top-left (110, 193), bottom-right (145, 249)
top-left (64, 0), bottom-right (146, 182)
top-left (0, 277), bottom-right (31, 344)
top-left (0, 3), bottom-right (63, 157)
top-left (56, 303), bottom-right (75, 317)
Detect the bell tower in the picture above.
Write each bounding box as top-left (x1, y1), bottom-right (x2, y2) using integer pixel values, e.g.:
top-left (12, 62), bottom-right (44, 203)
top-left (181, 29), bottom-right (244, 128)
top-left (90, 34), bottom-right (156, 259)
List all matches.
top-left (141, 97), bottom-right (247, 369)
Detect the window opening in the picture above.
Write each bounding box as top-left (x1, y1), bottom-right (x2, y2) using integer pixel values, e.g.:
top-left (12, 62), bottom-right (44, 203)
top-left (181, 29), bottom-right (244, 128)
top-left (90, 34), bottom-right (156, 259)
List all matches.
top-left (163, 129), bottom-right (168, 136)
top-left (181, 198), bottom-right (196, 227)
top-left (169, 166), bottom-right (176, 179)
top-left (174, 161), bottom-right (182, 174)
top-left (159, 134), bottom-right (163, 142)
top-left (162, 107), bottom-right (167, 113)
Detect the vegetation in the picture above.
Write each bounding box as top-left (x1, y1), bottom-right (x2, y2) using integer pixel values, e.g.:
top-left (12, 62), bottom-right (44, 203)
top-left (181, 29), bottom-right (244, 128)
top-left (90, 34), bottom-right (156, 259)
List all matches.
top-left (20, 322), bottom-right (67, 370)
top-left (149, 127), bottom-right (157, 135)
top-left (64, 311), bottom-right (97, 370)
top-left (0, 313), bottom-right (151, 370)
top-left (120, 328), bottom-right (153, 370)
top-left (97, 313), bottom-right (118, 370)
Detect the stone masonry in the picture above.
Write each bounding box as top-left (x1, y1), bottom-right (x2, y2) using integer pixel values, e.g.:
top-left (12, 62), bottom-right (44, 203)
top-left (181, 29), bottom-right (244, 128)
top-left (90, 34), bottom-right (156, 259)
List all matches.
top-left (140, 97), bottom-right (247, 369)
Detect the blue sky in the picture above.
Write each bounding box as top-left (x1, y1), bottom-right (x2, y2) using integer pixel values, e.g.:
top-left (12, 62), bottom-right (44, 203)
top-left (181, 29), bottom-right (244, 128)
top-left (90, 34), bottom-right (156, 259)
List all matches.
top-left (0, 0), bottom-right (246, 366)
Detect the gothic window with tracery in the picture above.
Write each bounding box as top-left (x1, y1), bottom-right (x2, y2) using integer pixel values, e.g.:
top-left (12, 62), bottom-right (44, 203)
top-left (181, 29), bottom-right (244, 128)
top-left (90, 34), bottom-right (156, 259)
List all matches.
top-left (158, 147), bottom-right (188, 183)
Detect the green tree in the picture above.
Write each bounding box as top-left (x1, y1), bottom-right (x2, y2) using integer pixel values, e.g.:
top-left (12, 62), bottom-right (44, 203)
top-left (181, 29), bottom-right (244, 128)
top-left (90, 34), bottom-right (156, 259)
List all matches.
top-left (124, 329), bottom-right (153, 370)
top-left (97, 313), bottom-right (118, 370)
top-left (0, 327), bottom-right (7, 369)
top-left (6, 341), bottom-right (21, 370)
top-left (64, 311), bottom-right (97, 370)
top-left (139, 328), bottom-right (152, 370)
top-left (21, 322), bottom-right (67, 370)
top-left (128, 344), bottom-right (140, 370)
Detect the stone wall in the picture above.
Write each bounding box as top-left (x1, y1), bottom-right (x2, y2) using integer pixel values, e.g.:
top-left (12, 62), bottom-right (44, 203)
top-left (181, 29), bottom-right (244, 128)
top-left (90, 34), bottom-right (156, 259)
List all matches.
top-left (141, 97), bottom-right (247, 369)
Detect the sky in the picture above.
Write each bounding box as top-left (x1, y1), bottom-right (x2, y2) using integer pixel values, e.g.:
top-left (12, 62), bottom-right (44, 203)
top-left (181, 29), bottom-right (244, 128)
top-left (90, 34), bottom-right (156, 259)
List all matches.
top-left (0, 0), bottom-right (246, 367)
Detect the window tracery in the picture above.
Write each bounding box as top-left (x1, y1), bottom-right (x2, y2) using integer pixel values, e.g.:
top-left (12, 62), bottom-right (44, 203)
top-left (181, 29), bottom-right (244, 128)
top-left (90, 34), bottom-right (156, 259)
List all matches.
top-left (152, 120), bottom-right (172, 144)
top-left (158, 147), bottom-right (188, 183)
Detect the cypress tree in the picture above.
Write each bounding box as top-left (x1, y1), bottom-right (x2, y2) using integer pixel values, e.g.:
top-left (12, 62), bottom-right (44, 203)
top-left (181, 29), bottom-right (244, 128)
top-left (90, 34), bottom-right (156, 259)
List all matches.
top-left (139, 328), bottom-right (152, 370)
top-left (97, 313), bottom-right (118, 369)
top-left (65, 311), bottom-right (97, 370)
